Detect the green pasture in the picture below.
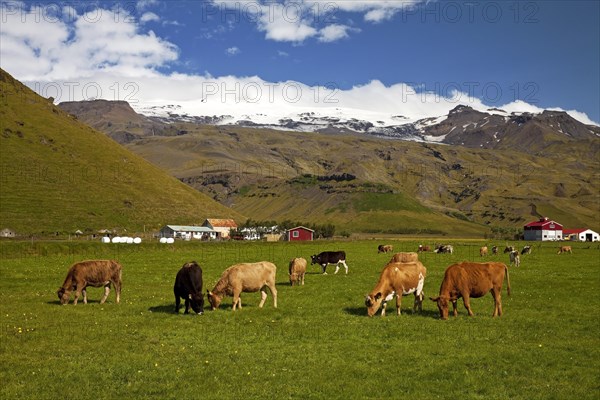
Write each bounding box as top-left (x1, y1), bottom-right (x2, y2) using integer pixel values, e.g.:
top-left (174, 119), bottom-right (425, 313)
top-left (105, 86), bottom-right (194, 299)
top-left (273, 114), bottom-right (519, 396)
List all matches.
top-left (1, 240), bottom-right (598, 399)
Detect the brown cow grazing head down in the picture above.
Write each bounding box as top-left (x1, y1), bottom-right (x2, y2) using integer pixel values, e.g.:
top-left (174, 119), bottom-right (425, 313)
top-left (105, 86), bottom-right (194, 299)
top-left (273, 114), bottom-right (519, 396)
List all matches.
top-left (430, 262), bottom-right (510, 320)
top-left (289, 257), bottom-right (307, 286)
top-left (57, 260), bottom-right (122, 305)
top-left (365, 261), bottom-right (427, 317)
top-left (207, 261), bottom-right (277, 311)
top-left (378, 244), bottom-right (393, 253)
top-left (557, 246), bottom-right (572, 254)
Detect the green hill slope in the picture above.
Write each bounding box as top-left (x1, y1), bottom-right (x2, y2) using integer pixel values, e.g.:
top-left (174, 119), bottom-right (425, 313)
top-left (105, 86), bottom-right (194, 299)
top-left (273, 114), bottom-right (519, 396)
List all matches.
top-left (0, 69), bottom-right (241, 236)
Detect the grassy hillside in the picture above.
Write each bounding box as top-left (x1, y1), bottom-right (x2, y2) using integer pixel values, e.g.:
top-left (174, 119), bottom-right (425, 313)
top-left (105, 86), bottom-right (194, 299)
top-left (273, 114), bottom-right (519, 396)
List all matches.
top-left (0, 69), bottom-right (241, 236)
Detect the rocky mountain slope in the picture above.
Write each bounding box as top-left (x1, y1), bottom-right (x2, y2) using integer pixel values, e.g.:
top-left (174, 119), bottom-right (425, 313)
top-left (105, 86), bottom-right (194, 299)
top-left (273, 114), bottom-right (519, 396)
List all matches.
top-left (58, 99), bottom-right (600, 236)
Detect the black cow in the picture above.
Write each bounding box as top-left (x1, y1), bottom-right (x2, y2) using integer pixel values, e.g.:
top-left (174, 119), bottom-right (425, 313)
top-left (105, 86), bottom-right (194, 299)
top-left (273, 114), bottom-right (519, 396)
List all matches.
top-left (310, 251), bottom-right (348, 274)
top-left (521, 245), bottom-right (532, 255)
top-left (174, 261), bottom-right (204, 315)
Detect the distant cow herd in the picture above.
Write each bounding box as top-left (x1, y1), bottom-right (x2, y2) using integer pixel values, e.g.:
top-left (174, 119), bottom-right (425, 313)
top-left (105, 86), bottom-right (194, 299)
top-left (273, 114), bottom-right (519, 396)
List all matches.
top-left (56, 243), bottom-right (572, 319)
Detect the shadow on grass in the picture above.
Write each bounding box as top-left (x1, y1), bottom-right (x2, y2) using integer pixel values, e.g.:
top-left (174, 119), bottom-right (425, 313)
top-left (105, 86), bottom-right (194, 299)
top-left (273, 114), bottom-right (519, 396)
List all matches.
top-left (343, 306), bottom-right (440, 319)
top-left (46, 299), bottom-right (107, 305)
top-left (148, 303), bottom-right (176, 314)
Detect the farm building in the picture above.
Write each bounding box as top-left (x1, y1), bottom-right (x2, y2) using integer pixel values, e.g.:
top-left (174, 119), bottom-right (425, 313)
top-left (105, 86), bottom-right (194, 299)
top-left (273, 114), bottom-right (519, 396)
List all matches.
top-left (159, 225), bottom-right (215, 240)
top-left (523, 217), bottom-right (563, 241)
top-left (563, 228), bottom-right (599, 242)
top-left (202, 219), bottom-right (238, 239)
top-left (286, 226), bottom-right (314, 241)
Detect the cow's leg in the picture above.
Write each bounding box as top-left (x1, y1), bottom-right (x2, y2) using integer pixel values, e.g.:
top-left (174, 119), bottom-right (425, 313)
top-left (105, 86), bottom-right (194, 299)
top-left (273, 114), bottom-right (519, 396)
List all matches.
top-left (100, 286), bottom-right (110, 304)
top-left (113, 281), bottom-right (121, 304)
top-left (73, 285), bottom-right (82, 305)
top-left (258, 289), bottom-right (268, 308)
top-left (342, 261), bottom-right (348, 274)
top-left (452, 299), bottom-right (458, 317)
top-left (301, 273), bottom-right (305, 286)
top-left (82, 288), bottom-right (87, 304)
top-left (492, 289), bottom-right (502, 317)
top-left (396, 294), bottom-right (402, 316)
top-left (184, 298), bottom-right (190, 314)
top-left (232, 292), bottom-right (240, 311)
top-left (463, 295), bottom-right (474, 316)
top-left (175, 294), bottom-right (181, 313)
top-left (321, 264), bottom-right (327, 275)
top-left (380, 301), bottom-right (387, 317)
top-left (334, 263), bottom-right (340, 274)
top-left (270, 284), bottom-right (278, 308)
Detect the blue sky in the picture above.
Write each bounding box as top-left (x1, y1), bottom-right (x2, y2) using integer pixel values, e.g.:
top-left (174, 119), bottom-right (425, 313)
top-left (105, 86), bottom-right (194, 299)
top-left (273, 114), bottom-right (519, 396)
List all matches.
top-left (1, 0), bottom-right (599, 123)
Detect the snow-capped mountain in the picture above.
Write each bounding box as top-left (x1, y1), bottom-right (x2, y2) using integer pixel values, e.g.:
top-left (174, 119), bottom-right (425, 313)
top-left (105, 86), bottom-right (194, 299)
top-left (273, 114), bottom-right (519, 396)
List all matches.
top-left (59, 99), bottom-right (600, 154)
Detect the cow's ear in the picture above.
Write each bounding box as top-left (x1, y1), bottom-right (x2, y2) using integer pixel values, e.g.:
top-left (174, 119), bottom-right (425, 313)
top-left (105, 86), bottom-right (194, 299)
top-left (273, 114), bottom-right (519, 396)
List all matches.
top-left (374, 292), bottom-right (382, 301)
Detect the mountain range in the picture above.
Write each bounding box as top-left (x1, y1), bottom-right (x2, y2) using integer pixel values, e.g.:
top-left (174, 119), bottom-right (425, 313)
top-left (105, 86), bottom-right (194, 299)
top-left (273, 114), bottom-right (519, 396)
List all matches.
top-left (57, 97), bottom-right (600, 236)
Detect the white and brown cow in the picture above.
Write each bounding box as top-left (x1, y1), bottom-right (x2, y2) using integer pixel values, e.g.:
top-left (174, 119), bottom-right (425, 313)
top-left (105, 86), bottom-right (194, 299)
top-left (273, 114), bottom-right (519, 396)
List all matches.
top-left (365, 261), bottom-right (427, 317)
top-left (378, 244), bottom-right (393, 253)
top-left (289, 257), bottom-right (307, 286)
top-left (207, 261), bottom-right (277, 311)
top-left (57, 260), bottom-right (122, 305)
top-left (509, 250), bottom-right (520, 267)
top-left (430, 262), bottom-right (511, 320)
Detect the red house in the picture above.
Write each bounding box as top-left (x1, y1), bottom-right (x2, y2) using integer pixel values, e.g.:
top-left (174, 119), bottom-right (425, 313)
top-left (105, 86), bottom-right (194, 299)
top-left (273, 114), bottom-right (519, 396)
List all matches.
top-left (287, 226), bottom-right (314, 241)
top-left (523, 217), bottom-right (563, 241)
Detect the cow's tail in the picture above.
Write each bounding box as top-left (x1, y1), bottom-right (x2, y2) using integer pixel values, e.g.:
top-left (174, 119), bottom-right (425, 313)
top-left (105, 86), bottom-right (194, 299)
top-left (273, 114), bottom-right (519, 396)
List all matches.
top-left (504, 264), bottom-right (511, 297)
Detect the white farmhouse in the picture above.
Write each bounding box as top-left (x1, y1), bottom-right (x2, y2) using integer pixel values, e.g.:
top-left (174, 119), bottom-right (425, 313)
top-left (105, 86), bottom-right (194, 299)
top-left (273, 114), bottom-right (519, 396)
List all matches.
top-left (563, 228), bottom-right (600, 242)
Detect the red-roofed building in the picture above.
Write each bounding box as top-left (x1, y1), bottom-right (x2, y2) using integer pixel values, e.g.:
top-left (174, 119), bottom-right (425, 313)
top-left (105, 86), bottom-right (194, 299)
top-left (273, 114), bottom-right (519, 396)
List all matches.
top-left (286, 226), bottom-right (314, 241)
top-left (202, 219), bottom-right (238, 239)
top-left (563, 228), bottom-right (599, 242)
top-left (524, 217), bottom-right (563, 241)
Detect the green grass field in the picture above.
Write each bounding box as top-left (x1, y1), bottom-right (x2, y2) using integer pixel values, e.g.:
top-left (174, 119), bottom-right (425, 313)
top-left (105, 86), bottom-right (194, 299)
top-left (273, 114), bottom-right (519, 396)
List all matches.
top-left (1, 240), bottom-right (598, 399)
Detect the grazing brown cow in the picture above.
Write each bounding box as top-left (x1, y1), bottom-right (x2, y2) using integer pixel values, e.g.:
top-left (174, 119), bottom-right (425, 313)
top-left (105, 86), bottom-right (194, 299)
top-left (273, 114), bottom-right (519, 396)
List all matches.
top-left (207, 261), bottom-right (277, 311)
top-left (365, 261), bottom-right (427, 317)
top-left (289, 257), bottom-right (307, 286)
top-left (557, 246), bottom-right (572, 254)
top-left (57, 260), bottom-right (122, 305)
top-left (378, 244), bottom-right (393, 253)
top-left (389, 252), bottom-right (419, 263)
top-left (418, 245), bottom-right (431, 253)
top-left (480, 246), bottom-right (488, 257)
top-left (430, 262), bottom-right (510, 320)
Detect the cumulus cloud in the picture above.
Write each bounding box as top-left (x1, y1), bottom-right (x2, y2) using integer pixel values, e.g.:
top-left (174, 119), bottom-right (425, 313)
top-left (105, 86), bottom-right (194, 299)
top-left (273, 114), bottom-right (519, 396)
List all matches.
top-left (140, 12), bottom-right (160, 24)
top-left (0, 3), bottom-right (178, 80)
top-left (225, 46), bottom-right (241, 56)
top-left (318, 24), bottom-right (357, 43)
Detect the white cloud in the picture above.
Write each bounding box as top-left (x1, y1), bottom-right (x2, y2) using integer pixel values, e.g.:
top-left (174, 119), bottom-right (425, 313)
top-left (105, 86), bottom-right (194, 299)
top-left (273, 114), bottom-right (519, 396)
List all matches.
top-left (0, 3), bottom-right (178, 80)
top-left (137, 0), bottom-right (159, 11)
top-left (226, 46), bottom-right (241, 56)
top-left (140, 12), bottom-right (160, 24)
top-left (318, 24), bottom-right (357, 43)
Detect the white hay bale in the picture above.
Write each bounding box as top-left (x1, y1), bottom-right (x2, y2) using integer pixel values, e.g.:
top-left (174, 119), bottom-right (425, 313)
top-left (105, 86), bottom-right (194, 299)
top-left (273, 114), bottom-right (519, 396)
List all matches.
top-left (101, 237), bottom-right (111, 244)
top-left (166, 238), bottom-right (175, 244)
top-left (111, 236), bottom-right (122, 244)
top-left (133, 237), bottom-right (142, 244)
top-left (159, 237), bottom-right (168, 244)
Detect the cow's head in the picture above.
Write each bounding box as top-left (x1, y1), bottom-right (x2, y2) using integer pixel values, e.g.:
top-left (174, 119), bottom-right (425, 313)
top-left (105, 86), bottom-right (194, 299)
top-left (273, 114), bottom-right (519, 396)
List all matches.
top-left (57, 288), bottom-right (70, 305)
top-left (188, 293), bottom-right (204, 315)
top-left (310, 255), bottom-right (319, 265)
top-left (430, 296), bottom-right (452, 320)
top-left (365, 293), bottom-right (383, 317)
top-left (289, 272), bottom-right (298, 286)
top-left (206, 290), bottom-right (221, 311)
